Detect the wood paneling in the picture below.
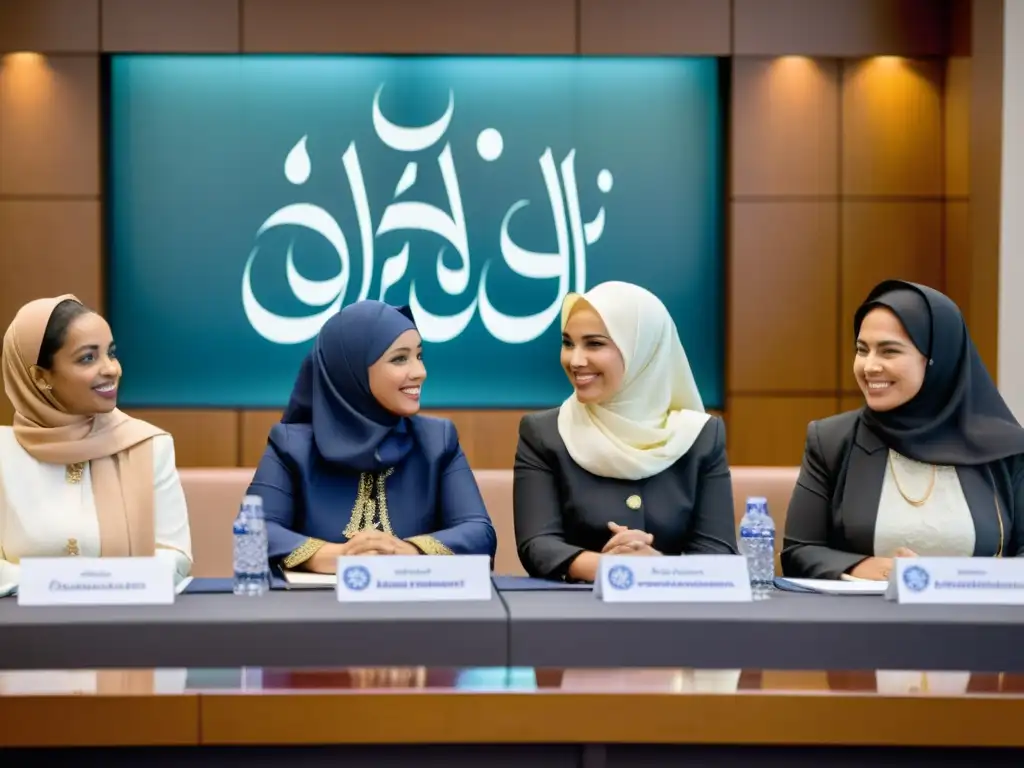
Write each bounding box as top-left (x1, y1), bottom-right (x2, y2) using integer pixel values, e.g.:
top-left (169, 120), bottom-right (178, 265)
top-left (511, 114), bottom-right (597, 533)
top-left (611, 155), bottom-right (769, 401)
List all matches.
top-left (840, 201), bottom-right (945, 387)
top-left (969, 0), bottom-right (1004, 374)
top-left (945, 200), bottom-right (971, 318)
top-left (729, 202), bottom-right (839, 392)
top-left (731, 57), bottom-right (839, 197)
top-left (101, 0), bottom-right (241, 53)
top-left (127, 410), bottom-right (240, 468)
top-left (945, 57), bottom-right (971, 197)
top-left (240, 410), bottom-right (280, 467)
top-left (733, 0), bottom-right (952, 57)
top-left (0, 54), bottom-right (100, 196)
top-left (0, 0), bottom-right (100, 54)
top-left (241, 409), bottom-right (526, 469)
top-left (724, 396), bottom-right (839, 466)
top-left (242, 0), bottom-right (577, 54)
top-left (579, 0), bottom-right (730, 55)
top-left (839, 394), bottom-right (864, 413)
top-left (841, 58), bottom-right (944, 197)
top-left (0, 201), bottom-right (102, 308)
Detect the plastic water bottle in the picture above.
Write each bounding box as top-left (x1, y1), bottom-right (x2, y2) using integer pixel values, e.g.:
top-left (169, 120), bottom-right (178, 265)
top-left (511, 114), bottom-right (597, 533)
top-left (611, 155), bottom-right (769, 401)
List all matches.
top-left (233, 495), bottom-right (269, 596)
top-left (738, 496), bottom-right (775, 600)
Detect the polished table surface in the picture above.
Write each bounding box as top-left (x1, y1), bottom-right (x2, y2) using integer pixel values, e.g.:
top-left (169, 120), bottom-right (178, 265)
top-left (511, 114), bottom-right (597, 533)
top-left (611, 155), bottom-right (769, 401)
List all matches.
top-left (502, 590), bottom-right (1024, 671)
top-left (0, 587), bottom-right (509, 669)
top-left (2, 665), bottom-right (1024, 752)
top-left (3, 583), bottom-right (1024, 672)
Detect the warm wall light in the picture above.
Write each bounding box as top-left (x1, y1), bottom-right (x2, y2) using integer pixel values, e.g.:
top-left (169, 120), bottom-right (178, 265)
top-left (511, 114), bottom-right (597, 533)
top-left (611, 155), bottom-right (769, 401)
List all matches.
top-left (2, 52), bottom-right (47, 65)
top-left (872, 55), bottom-right (907, 67)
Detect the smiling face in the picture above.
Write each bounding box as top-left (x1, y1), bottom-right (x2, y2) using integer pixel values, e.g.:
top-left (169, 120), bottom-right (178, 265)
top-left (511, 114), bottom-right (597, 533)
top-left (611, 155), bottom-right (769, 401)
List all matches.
top-left (854, 307), bottom-right (928, 412)
top-left (32, 312), bottom-right (122, 416)
top-left (368, 328), bottom-right (426, 416)
top-left (560, 303), bottom-right (625, 405)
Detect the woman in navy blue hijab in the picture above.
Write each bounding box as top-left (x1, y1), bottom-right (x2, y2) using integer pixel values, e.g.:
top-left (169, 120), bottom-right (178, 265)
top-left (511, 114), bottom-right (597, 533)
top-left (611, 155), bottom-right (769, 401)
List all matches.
top-left (246, 300), bottom-right (496, 572)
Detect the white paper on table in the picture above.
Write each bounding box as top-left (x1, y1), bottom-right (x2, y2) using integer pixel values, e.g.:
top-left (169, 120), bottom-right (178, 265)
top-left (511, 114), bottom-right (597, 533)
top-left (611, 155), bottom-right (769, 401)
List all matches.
top-left (785, 577), bottom-right (888, 595)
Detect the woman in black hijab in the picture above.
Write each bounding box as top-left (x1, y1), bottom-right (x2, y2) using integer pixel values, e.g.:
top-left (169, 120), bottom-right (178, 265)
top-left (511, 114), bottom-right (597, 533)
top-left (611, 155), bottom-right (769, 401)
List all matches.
top-left (782, 280), bottom-right (1024, 580)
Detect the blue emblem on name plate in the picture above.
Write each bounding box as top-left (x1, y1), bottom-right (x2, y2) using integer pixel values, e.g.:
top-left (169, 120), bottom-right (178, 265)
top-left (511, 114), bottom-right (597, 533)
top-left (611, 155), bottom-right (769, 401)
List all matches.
top-left (342, 565), bottom-right (372, 591)
top-left (902, 565), bottom-right (930, 593)
top-left (607, 565), bottom-right (635, 590)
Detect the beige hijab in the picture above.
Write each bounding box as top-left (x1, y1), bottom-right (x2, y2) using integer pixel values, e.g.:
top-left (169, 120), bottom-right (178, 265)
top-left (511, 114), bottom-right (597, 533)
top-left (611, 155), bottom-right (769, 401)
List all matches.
top-left (1, 295), bottom-right (164, 556)
top-left (556, 282), bottom-right (711, 480)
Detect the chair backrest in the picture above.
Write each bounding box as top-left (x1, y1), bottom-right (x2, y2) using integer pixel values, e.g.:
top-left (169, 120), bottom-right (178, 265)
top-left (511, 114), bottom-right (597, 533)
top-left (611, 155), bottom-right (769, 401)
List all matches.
top-left (179, 468), bottom-right (253, 577)
top-left (729, 466), bottom-right (801, 571)
top-left (178, 465), bottom-right (802, 578)
top-left (474, 469), bottom-right (524, 575)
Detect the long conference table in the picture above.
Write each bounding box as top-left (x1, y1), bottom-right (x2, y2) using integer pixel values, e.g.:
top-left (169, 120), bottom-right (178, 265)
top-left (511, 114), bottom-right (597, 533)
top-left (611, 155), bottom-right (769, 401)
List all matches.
top-left (2, 577), bottom-right (1024, 764)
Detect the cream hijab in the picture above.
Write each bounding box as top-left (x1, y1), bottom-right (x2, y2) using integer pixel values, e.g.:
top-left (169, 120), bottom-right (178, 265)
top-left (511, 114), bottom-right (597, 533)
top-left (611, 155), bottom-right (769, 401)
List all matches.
top-left (556, 282), bottom-right (710, 480)
top-left (1, 295), bottom-right (164, 556)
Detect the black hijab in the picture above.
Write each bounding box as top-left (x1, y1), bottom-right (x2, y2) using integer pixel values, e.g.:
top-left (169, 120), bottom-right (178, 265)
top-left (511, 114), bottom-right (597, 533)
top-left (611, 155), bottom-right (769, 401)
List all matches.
top-left (853, 280), bottom-right (1024, 466)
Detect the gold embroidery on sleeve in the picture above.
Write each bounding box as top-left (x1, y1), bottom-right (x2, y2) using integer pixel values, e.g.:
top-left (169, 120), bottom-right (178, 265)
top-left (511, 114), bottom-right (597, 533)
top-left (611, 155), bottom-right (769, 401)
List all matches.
top-left (343, 468), bottom-right (395, 538)
top-left (405, 535), bottom-right (454, 556)
top-left (282, 537), bottom-right (328, 569)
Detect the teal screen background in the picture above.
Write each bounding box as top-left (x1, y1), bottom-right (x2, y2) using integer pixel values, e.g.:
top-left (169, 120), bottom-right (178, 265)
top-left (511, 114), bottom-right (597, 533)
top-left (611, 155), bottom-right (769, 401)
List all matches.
top-left (106, 55), bottom-right (724, 409)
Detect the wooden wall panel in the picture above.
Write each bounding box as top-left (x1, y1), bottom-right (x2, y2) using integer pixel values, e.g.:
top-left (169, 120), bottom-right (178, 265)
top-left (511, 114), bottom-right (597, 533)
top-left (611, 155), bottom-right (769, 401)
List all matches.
top-left (839, 394), bottom-right (864, 413)
top-left (731, 57), bottom-right (839, 197)
top-left (579, 0), bottom-right (730, 55)
top-left (841, 58), bottom-right (944, 198)
top-left (725, 396), bottom-right (838, 466)
top-left (733, 0), bottom-right (952, 58)
top-left (128, 410), bottom-right (240, 468)
top-left (0, 0), bottom-right (100, 54)
top-left (945, 57), bottom-right (972, 197)
top-left (729, 202), bottom-right (839, 392)
top-left (969, 0), bottom-right (1004, 373)
top-left (240, 410), bottom-right (280, 467)
top-left (101, 0), bottom-right (241, 53)
top-left (242, 0), bottom-right (577, 54)
top-left (945, 200), bottom-right (971, 315)
top-left (0, 54), bottom-right (100, 196)
top-left (840, 202), bottom-right (944, 390)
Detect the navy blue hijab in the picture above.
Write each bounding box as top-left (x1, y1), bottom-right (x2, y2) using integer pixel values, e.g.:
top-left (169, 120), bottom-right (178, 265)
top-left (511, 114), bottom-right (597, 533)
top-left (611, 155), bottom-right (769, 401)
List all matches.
top-left (282, 301), bottom-right (418, 472)
top-left (853, 280), bottom-right (1024, 466)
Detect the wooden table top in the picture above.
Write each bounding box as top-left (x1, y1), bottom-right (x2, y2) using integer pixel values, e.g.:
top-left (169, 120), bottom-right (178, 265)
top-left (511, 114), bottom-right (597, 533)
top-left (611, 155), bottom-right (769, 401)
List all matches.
top-left (2, 667), bottom-right (1023, 748)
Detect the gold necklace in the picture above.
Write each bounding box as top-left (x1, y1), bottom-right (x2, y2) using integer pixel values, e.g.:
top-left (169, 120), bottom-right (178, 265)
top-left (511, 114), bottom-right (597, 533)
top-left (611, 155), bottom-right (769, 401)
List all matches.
top-left (887, 451), bottom-right (936, 507)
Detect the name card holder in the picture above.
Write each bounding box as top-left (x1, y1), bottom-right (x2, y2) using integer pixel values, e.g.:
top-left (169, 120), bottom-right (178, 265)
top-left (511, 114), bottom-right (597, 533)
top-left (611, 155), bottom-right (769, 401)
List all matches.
top-left (886, 557), bottom-right (1024, 605)
top-left (595, 555), bottom-right (753, 603)
top-left (335, 555), bottom-right (491, 602)
top-left (17, 557), bottom-right (175, 606)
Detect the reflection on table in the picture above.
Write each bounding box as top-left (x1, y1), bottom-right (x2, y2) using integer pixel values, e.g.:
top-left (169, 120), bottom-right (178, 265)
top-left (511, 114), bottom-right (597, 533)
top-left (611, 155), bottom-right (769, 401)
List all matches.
top-left (2, 666), bottom-right (1024, 696)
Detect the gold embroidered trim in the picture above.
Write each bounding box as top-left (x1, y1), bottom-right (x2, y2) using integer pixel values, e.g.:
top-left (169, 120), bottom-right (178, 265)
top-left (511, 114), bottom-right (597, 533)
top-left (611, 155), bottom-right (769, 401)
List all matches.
top-left (405, 535), bottom-right (454, 556)
top-left (282, 537), bottom-right (328, 569)
top-left (343, 468), bottom-right (395, 539)
top-left (66, 462), bottom-right (85, 484)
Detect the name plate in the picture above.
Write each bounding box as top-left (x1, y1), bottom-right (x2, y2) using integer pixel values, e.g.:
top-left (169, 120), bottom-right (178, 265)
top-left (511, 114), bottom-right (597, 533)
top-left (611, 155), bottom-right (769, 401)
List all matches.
top-left (886, 557), bottom-right (1024, 605)
top-left (17, 557), bottom-right (175, 606)
top-left (595, 555), bottom-right (752, 602)
top-left (335, 555), bottom-right (491, 602)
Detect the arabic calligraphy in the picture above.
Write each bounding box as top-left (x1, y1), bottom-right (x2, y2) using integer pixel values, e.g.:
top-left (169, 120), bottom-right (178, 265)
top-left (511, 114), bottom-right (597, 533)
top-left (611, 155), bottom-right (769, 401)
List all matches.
top-left (241, 83), bottom-right (612, 345)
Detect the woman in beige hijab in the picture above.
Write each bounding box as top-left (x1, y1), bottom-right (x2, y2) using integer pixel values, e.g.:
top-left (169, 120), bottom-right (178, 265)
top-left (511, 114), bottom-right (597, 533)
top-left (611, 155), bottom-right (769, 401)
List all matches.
top-left (513, 281), bottom-right (737, 582)
top-left (0, 295), bottom-right (192, 596)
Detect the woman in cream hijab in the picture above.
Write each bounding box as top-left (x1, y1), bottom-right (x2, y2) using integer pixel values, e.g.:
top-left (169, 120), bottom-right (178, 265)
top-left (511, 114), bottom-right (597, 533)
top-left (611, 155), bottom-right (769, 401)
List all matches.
top-left (513, 281), bottom-right (737, 582)
top-left (0, 295), bottom-right (192, 596)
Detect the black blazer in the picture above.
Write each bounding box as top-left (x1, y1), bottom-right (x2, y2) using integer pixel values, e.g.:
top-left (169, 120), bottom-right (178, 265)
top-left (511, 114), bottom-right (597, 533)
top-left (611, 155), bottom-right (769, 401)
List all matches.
top-left (513, 409), bottom-right (738, 579)
top-left (782, 409), bottom-right (1024, 579)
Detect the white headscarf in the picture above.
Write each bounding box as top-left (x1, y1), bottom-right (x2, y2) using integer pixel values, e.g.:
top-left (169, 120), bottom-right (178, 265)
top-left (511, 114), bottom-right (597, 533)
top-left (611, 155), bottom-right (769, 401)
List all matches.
top-left (556, 282), bottom-right (711, 481)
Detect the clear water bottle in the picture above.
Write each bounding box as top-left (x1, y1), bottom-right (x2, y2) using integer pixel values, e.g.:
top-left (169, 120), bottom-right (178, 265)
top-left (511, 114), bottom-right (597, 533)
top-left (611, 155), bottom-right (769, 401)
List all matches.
top-left (738, 496), bottom-right (775, 600)
top-left (233, 494), bottom-right (269, 596)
